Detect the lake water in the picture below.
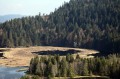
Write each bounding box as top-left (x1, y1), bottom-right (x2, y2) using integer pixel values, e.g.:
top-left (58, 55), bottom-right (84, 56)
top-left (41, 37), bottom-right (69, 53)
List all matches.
top-left (0, 66), bottom-right (26, 79)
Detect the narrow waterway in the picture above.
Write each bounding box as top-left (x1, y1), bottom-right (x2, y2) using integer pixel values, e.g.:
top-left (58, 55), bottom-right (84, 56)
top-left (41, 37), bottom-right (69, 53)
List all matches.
top-left (0, 66), bottom-right (26, 79)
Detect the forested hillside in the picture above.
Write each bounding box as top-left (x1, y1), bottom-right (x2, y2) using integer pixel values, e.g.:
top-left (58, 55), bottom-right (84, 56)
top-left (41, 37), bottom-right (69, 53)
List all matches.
top-left (0, 0), bottom-right (120, 53)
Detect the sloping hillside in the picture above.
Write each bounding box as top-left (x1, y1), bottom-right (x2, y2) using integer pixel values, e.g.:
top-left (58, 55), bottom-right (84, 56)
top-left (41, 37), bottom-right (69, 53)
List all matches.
top-left (0, 0), bottom-right (120, 54)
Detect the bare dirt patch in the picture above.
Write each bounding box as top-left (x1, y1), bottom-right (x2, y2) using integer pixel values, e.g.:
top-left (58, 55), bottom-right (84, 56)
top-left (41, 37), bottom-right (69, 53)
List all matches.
top-left (0, 46), bottom-right (99, 67)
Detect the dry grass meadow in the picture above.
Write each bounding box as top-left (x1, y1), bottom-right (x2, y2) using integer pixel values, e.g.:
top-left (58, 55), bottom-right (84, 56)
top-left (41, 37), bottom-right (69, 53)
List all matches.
top-left (0, 46), bottom-right (99, 67)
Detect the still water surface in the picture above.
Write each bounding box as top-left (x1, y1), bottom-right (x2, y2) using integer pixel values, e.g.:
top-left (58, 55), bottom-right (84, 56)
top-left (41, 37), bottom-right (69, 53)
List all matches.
top-left (0, 66), bottom-right (25, 79)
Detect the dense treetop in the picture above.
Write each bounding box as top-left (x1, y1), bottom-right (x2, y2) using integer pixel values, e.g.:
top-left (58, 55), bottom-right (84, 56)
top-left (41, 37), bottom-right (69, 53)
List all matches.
top-left (21, 54), bottom-right (120, 79)
top-left (0, 0), bottom-right (120, 54)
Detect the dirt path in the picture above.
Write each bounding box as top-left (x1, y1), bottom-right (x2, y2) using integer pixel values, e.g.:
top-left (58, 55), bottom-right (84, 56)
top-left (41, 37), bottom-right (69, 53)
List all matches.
top-left (0, 46), bottom-right (99, 67)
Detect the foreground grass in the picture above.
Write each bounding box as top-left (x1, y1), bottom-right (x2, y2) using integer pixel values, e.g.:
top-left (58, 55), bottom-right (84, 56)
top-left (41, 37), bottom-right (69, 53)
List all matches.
top-left (21, 75), bottom-right (110, 79)
top-left (54, 76), bottom-right (110, 79)
top-left (71, 76), bottom-right (110, 79)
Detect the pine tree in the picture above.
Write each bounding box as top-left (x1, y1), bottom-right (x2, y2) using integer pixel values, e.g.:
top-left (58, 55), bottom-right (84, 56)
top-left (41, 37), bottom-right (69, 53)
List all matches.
top-left (60, 58), bottom-right (68, 77)
top-left (82, 60), bottom-right (89, 76)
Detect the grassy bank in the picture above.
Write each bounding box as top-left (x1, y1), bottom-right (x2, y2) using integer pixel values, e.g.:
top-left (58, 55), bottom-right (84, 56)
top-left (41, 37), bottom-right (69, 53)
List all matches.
top-left (21, 75), bottom-right (110, 79)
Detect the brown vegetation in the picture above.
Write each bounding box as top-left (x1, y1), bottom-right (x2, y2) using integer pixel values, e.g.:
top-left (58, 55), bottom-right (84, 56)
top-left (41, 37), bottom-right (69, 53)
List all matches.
top-left (0, 46), bottom-right (99, 67)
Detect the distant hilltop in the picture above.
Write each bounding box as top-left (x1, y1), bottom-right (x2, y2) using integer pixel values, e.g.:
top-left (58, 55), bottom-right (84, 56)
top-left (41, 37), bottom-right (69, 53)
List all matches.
top-left (0, 14), bottom-right (23, 23)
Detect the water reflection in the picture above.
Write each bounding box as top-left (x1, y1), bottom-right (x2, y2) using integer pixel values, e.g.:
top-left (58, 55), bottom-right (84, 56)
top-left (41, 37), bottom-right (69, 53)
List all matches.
top-left (0, 66), bottom-right (25, 79)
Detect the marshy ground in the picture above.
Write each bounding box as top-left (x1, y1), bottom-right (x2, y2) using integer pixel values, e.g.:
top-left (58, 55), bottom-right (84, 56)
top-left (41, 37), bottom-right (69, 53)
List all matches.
top-left (0, 46), bottom-right (99, 67)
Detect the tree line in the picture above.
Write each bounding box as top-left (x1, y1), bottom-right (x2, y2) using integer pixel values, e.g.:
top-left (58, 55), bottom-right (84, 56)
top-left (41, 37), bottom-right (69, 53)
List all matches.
top-left (0, 0), bottom-right (120, 54)
top-left (21, 54), bottom-right (120, 79)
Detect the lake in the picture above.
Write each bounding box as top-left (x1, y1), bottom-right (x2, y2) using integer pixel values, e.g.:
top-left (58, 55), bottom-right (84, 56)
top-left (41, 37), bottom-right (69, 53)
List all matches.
top-left (0, 66), bottom-right (26, 79)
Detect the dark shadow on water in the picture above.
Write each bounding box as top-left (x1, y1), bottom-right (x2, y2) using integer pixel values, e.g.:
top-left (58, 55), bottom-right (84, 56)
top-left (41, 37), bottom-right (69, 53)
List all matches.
top-left (88, 51), bottom-right (117, 57)
top-left (88, 53), bottom-right (109, 57)
top-left (32, 49), bottom-right (80, 56)
top-left (0, 49), bottom-right (10, 52)
top-left (0, 53), bottom-right (3, 57)
top-left (0, 49), bottom-right (10, 57)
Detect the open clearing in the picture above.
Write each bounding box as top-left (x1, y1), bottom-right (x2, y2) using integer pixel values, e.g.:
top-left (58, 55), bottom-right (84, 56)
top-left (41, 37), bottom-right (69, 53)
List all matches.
top-left (0, 46), bottom-right (99, 67)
